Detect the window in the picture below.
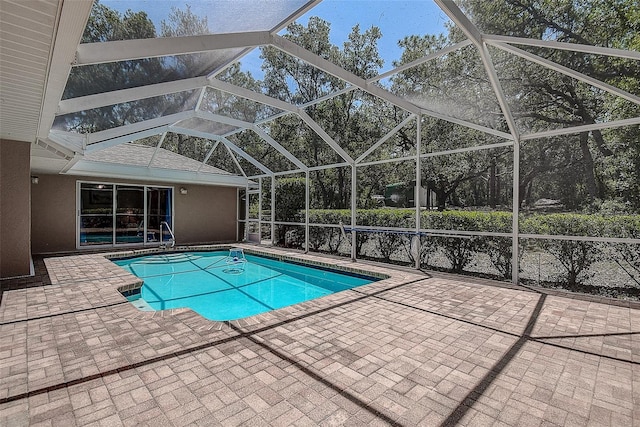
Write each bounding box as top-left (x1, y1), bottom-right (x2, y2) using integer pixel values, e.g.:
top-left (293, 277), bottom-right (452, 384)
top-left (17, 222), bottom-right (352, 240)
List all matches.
top-left (78, 182), bottom-right (173, 247)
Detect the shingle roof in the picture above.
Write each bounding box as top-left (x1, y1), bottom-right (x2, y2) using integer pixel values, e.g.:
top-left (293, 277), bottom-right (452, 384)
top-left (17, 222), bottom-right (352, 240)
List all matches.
top-left (83, 143), bottom-right (233, 175)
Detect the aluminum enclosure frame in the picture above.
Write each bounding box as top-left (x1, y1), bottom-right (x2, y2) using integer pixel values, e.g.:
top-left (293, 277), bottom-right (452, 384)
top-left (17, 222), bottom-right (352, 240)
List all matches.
top-left (45, 0), bottom-right (640, 285)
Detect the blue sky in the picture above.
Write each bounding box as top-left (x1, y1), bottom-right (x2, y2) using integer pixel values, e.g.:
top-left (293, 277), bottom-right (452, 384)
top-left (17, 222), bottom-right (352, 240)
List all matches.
top-left (102, 0), bottom-right (450, 77)
top-left (293, 1), bottom-right (449, 67)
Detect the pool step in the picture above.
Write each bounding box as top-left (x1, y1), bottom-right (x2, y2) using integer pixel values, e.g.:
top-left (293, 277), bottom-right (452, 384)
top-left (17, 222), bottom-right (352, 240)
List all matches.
top-left (134, 253), bottom-right (203, 264)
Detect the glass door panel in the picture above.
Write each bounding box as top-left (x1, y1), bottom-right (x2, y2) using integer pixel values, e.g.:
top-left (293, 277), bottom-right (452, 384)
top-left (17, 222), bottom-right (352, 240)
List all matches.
top-left (147, 187), bottom-right (173, 243)
top-left (79, 183), bottom-right (114, 246)
top-left (116, 185), bottom-right (145, 244)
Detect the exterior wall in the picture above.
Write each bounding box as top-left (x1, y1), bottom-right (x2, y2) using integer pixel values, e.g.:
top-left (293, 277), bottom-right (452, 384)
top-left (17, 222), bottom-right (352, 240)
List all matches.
top-left (0, 140), bottom-right (31, 278)
top-left (174, 184), bottom-right (238, 245)
top-left (30, 175), bottom-right (77, 253)
top-left (31, 175), bottom-right (238, 254)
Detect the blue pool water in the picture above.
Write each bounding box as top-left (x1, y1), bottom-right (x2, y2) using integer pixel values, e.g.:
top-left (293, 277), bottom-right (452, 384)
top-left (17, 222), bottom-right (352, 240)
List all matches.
top-left (113, 251), bottom-right (378, 321)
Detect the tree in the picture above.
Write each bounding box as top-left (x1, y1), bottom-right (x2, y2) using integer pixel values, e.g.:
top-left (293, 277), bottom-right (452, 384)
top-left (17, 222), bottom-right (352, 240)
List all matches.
top-left (261, 18), bottom-right (414, 208)
top-left (390, 34), bottom-right (513, 211)
top-left (390, 0), bottom-right (639, 213)
top-left (458, 0), bottom-right (640, 211)
top-left (56, 1), bottom-right (165, 133)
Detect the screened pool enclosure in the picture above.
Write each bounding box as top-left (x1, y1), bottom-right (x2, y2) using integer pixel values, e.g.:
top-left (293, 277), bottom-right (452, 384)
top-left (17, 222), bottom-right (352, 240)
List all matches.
top-left (33, 1), bottom-right (640, 295)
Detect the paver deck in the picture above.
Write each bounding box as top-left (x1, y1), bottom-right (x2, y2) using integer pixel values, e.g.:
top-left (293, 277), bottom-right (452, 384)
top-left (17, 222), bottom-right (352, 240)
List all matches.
top-left (1, 245), bottom-right (638, 426)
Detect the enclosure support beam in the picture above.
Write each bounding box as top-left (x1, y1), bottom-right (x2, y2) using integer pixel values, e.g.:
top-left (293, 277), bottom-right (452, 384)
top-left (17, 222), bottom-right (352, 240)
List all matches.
top-left (351, 165), bottom-right (357, 262)
top-left (298, 110), bottom-right (354, 164)
top-left (492, 42), bottom-right (640, 106)
top-left (435, 0), bottom-right (520, 141)
top-left (415, 115), bottom-right (422, 270)
top-left (521, 116), bottom-right (640, 140)
top-left (359, 140), bottom-right (514, 169)
top-left (483, 34), bottom-right (640, 60)
top-left (419, 109), bottom-right (513, 141)
top-left (372, 40), bottom-right (473, 82)
top-left (512, 137), bottom-right (520, 286)
top-left (197, 140), bottom-right (220, 172)
top-left (76, 31), bottom-right (272, 65)
top-left (271, 178), bottom-right (276, 246)
top-left (58, 77), bottom-right (209, 115)
top-left (356, 114), bottom-right (416, 164)
top-left (305, 170), bottom-right (310, 253)
top-left (245, 182), bottom-right (250, 242)
top-left (86, 126), bottom-right (168, 154)
top-left (194, 86), bottom-right (208, 111)
top-left (165, 126), bottom-right (272, 176)
top-left (148, 132), bottom-right (167, 168)
top-left (225, 145), bottom-right (247, 177)
top-left (258, 177), bottom-right (263, 244)
top-left (251, 126), bottom-right (308, 171)
top-left (271, 34), bottom-right (421, 115)
top-left (236, 189), bottom-right (240, 242)
top-left (86, 110), bottom-right (194, 145)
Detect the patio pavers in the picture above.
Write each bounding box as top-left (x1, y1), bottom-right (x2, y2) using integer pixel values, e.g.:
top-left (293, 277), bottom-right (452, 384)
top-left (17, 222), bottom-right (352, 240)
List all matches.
top-left (0, 245), bottom-right (638, 426)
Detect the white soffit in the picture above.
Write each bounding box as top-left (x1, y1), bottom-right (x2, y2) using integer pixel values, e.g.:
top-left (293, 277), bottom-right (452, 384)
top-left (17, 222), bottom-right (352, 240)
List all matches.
top-left (0, 0), bottom-right (59, 142)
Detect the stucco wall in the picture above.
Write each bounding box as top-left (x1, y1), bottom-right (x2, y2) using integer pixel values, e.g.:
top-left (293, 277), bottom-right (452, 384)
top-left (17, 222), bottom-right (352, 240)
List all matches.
top-left (31, 175), bottom-right (238, 254)
top-left (173, 184), bottom-right (238, 245)
top-left (30, 175), bottom-right (77, 253)
top-left (0, 140), bottom-right (31, 278)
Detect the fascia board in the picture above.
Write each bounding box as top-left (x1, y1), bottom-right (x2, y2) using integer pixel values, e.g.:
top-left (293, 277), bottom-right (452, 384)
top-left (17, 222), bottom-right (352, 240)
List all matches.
top-left (67, 160), bottom-right (249, 187)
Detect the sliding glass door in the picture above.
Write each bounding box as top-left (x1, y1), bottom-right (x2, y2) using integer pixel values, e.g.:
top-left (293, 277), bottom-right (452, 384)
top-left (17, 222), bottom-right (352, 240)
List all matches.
top-left (79, 182), bottom-right (172, 247)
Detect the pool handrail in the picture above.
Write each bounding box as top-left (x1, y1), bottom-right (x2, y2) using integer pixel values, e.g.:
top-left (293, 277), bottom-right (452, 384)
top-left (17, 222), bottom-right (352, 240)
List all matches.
top-left (160, 221), bottom-right (175, 248)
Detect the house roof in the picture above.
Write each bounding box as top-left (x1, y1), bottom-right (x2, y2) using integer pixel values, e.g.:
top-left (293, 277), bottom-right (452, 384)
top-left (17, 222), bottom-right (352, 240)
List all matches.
top-left (65, 142), bottom-right (248, 187)
top-left (83, 143), bottom-right (232, 175)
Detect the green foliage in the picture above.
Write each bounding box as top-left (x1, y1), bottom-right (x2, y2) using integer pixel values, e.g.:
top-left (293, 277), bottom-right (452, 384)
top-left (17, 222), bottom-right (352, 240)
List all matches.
top-left (82, 0), bottom-right (157, 42)
top-left (307, 210), bottom-right (351, 252)
top-left (301, 208), bottom-right (640, 287)
top-left (422, 210), bottom-right (512, 233)
top-left (307, 209), bottom-right (351, 224)
top-left (447, 237), bottom-right (484, 273)
top-left (159, 4), bottom-right (208, 37)
top-left (59, 1), bottom-right (209, 134)
top-left (275, 178), bottom-right (305, 222)
top-left (373, 211), bottom-right (413, 262)
top-left (520, 213), bottom-right (639, 286)
top-left (356, 208), bottom-right (415, 227)
top-left (260, 17), bottom-right (414, 209)
top-left (521, 213), bottom-right (598, 235)
top-left (519, 213), bottom-right (640, 238)
top-left (422, 211), bottom-right (512, 275)
top-left (484, 236), bottom-right (513, 279)
top-left (274, 178), bottom-right (306, 245)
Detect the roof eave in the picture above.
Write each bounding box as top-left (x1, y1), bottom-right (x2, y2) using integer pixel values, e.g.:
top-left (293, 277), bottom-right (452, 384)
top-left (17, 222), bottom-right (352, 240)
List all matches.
top-left (66, 160), bottom-right (249, 187)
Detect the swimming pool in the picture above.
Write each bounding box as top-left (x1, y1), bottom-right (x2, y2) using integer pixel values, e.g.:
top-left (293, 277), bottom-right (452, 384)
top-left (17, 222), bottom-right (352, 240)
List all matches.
top-left (113, 250), bottom-right (379, 321)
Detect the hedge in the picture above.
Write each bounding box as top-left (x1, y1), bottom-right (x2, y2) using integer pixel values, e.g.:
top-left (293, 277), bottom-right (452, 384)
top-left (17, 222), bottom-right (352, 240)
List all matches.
top-left (285, 209), bottom-right (640, 291)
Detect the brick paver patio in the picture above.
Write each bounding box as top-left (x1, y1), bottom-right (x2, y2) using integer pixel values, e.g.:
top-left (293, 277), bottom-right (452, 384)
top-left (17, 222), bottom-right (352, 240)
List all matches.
top-left (1, 245), bottom-right (638, 426)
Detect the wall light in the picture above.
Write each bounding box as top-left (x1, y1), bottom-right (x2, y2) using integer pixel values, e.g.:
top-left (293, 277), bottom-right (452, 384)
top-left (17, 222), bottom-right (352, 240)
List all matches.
top-left (31, 176), bottom-right (39, 184)
top-left (179, 187), bottom-right (188, 195)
